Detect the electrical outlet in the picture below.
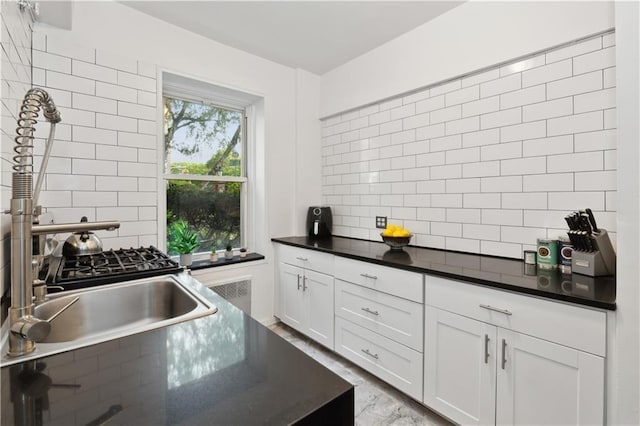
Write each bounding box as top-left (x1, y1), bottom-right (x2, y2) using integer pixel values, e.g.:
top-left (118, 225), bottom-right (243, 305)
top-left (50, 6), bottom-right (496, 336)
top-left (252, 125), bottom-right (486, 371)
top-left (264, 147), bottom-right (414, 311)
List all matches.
top-left (375, 216), bottom-right (387, 229)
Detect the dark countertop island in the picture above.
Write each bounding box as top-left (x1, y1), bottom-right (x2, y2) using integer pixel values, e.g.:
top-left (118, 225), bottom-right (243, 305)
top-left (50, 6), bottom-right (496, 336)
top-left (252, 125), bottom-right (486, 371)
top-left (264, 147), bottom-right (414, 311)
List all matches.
top-left (272, 235), bottom-right (616, 311)
top-left (1, 278), bottom-right (354, 425)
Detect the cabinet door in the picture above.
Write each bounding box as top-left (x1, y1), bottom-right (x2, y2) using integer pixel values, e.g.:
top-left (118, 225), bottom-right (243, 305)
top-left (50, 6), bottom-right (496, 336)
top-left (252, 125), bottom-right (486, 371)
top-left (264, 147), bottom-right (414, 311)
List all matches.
top-left (304, 269), bottom-right (334, 350)
top-left (279, 262), bottom-right (305, 332)
top-left (496, 329), bottom-right (605, 426)
top-left (424, 307), bottom-right (497, 426)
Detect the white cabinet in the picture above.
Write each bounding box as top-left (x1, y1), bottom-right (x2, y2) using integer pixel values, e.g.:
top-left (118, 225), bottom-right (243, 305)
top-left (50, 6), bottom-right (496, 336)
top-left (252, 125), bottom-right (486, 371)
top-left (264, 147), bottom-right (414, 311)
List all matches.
top-left (424, 276), bottom-right (606, 426)
top-left (278, 249), bottom-right (334, 350)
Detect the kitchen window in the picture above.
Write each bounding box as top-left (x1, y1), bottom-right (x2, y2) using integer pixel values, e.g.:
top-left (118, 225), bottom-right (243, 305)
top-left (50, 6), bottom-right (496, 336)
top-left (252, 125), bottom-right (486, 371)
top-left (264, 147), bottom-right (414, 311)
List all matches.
top-left (163, 93), bottom-right (247, 255)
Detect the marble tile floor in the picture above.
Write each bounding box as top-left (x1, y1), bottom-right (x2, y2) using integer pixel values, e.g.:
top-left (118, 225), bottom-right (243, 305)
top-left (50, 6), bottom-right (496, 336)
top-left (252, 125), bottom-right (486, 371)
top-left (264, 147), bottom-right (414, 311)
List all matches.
top-left (268, 322), bottom-right (453, 426)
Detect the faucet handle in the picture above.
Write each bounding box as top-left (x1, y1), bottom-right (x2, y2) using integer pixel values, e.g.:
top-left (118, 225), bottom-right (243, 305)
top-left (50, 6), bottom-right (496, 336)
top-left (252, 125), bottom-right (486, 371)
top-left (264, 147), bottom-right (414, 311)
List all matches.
top-left (10, 316), bottom-right (51, 342)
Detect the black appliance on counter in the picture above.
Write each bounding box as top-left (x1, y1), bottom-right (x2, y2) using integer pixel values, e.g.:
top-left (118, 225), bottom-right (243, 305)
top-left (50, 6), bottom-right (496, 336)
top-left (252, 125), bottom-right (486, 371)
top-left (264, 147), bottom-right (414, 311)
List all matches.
top-left (306, 206), bottom-right (332, 239)
top-left (43, 246), bottom-right (181, 292)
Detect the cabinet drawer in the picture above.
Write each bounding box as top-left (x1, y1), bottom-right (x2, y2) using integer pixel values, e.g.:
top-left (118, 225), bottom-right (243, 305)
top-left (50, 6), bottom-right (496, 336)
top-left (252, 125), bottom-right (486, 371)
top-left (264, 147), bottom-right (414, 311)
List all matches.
top-left (335, 279), bottom-right (423, 352)
top-left (335, 317), bottom-right (423, 401)
top-left (334, 256), bottom-right (423, 302)
top-left (426, 274), bottom-right (606, 356)
top-left (276, 244), bottom-right (334, 275)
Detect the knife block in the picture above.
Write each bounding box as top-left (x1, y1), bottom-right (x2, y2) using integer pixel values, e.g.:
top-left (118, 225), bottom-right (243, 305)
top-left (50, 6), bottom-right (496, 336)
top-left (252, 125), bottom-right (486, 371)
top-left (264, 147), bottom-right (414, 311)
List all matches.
top-left (571, 229), bottom-right (616, 277)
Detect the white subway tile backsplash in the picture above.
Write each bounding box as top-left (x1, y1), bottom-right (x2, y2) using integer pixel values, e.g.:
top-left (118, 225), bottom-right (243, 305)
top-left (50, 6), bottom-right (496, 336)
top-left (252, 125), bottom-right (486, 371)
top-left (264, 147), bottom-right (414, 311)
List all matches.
top-left (523, 135), bottom-right (573, 157)
top-left (500, 85), bottom-right (546, 109)
top-left (73, 60), bottom-right (117, 83)
top-left (482, 209), bottom-right (523, 226)
top-left (522, 173), bottom-right (574, 192)
top-left (464, 193), bottom-right (501, 208)
top-left (499, 54), bottom-right (545, 77)
top-left (49, 140), bottom-right (95, 159)
top-left (73, 191), bottom-right (117, 207)
top-left (431, 134), bottom-right (462, 152)
top-left (96, 176), bottom-right (137, 192)
top-left (323, 32), bottom-right (616, 259)
top-left (522, 59), bottom-right (572, 87)
top-left (547, 110), bottom-right (603, 136)
top-left (96, 81), bottom-right (138, 102)
top-left (137, 90), bottom-right (157, 107)
top-left (547, 151), bottom-right (603, 173)
top-left (446, 116), bottom-right (479, 135)
top-left (502, 192), bottom-right (548, 210)
top-left (96, 49), bottom-right (137, 74)
top-left (47, 71), bottom-right (95, 95)
top-left (574, 170), bottom-right (616, 191)
top-left (547, 191), bottom-right (605, 210)
top-left (573, 47), bottom-right (615, 75)
top-left (481, 141), bottom-right (521, 161)
top-left (574, 88), bottom-right (616, 114)
top-left (118, 192), bottom-right (157, 206)
top-left (72, 93), bottom-right (117, 114)
top-left (481, 176), bottom-right (522, 193)
top-left (73, 159), bottom-right (117, 176)
top-left (33, 50), bottom-right (70, 73)
top-left (445, 85), bottom-right (479, 106)
top-left (462, 96), bottom-right (500, 118)
top-left (464, 224), bottom-right (500, 241)
top-left (480, 73), bottom-right (521, 98)
top-left (603, 67), bottom-right (616, 88)
top-left (96, 113), bottom-right (137, 132)
top-left (462, 161), bottom-right (500, 178)
top-left (446, 178), bottom-right (480, 194)
top-left (415, 95), bottom-right (445, 114)
top-left (402, 113), bottom-right (429, 130)
top-left (523, 97), bottom-right (573, 122)
top-left (58, 107), bottom-right (96, 127)
top-left (46, 174), bottom-right (95, 191)
top-left (546, 36), bottom-right (601, 64)
top-left (117, 101), bottom-right (156, 120)
top-left (547, 71), bottom-right (602, 100)
top-left (46, 36), bottom-right (95, 62)
top-left (96, 145), bottom-right (137, 162)
top-left (117, 71), bottom-right (156, 92)
top-left (462, 128), bottom-right (499, 148)
top-left (118, 131), bottom-right (156, 149)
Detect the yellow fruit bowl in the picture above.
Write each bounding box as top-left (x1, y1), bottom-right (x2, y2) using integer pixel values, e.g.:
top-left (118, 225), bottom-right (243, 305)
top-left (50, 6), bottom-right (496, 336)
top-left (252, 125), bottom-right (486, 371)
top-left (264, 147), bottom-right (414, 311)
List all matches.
top-left (380, 233), bottom-right (412, 251)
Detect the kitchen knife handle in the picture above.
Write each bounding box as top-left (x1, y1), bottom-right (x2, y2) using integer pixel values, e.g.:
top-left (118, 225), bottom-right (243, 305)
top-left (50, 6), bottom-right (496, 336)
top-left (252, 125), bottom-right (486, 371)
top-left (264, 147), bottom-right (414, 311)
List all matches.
top-left (585, 208), bottom-right (599, 233)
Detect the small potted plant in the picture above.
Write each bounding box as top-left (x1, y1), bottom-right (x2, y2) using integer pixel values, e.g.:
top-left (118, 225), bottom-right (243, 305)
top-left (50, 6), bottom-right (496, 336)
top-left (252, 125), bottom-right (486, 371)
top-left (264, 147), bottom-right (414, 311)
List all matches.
top-left (225, 243), bottom-right (234, 260)
top-left (168, 220), bottom-right (199, 267)
top-left (239, 248), bottom-right (247, 258)
top-left (210, 247), bottom-right (218, 262)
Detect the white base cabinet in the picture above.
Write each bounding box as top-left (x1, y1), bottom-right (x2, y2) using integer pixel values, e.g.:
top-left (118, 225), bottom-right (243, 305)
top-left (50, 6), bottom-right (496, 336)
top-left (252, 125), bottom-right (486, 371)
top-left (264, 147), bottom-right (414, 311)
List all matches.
top-left (425, 275), bottom-right (606, 426)
top-left (279, 262), bottom-right (334, 350)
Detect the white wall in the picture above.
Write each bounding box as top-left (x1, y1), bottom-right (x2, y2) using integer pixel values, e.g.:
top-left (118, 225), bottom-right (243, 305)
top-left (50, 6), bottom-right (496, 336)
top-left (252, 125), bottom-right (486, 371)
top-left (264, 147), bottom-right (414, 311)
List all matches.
top-left (321, 1), bottom-right (614, 118)
top-left (26, 0), bottom-right (320, 323)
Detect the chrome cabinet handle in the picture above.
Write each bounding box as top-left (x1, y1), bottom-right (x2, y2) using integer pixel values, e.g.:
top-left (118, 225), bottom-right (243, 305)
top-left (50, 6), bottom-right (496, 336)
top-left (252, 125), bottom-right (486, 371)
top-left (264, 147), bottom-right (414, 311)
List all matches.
top-left (361, 348), bottom-right (379, 360)
top-left (296, 274), bottom-right (301, 290)
top-left (360, 273), bottom-right (378, 280)
top-left (501, 339), bottom-right (507, 370)
top-left (302, 275), bottom-right (307, 292)
top-left (484, 334), bottom-right (490, 364)
top-left (296, 256), bottom-right (308, 261)
top-left (361, 307), bottom-right (379, 316)
top-left (479, 304), bottom-right (513, 316)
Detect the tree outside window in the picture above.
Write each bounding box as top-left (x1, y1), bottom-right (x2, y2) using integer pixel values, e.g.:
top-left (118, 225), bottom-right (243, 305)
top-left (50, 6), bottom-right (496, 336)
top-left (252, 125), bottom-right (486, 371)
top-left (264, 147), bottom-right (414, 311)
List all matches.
top-left (163, 96), bottom-right (245, 254)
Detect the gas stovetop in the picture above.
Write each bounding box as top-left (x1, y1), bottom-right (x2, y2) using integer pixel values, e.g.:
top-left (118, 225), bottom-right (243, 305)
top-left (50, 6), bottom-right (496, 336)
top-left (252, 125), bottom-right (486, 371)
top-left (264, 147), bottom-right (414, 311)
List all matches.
top-left (46, 246), bottom-right (182, 291)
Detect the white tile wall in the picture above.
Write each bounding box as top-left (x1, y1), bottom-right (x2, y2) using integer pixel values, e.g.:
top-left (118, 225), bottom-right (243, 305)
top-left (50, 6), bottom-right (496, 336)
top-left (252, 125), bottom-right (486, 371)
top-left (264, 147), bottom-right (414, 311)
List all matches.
top-left (27, 32), bottom-right (159, 249)
top-left (321, 31), bottom-right (617, 259)
top-left (1, 1), bottom-right (34, 294)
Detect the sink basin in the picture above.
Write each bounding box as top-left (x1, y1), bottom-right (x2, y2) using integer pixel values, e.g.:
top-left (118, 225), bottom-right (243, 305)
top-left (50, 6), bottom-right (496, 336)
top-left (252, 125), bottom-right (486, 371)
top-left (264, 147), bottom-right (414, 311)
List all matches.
top-left (1, 273), bottom-right (217, 366)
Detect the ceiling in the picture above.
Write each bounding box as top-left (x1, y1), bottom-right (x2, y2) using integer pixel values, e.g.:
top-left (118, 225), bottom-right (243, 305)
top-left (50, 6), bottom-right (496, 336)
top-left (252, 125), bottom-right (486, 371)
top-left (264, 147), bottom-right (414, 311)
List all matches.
top-left (120, 1), bottom-right (464, 75)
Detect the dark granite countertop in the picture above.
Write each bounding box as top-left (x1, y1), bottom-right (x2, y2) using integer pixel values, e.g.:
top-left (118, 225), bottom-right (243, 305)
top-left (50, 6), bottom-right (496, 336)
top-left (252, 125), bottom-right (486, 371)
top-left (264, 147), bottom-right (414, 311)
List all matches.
top-left (272, 236), bottom-right (616, 311)
top-left (1, 277), bottom-right (354, 425)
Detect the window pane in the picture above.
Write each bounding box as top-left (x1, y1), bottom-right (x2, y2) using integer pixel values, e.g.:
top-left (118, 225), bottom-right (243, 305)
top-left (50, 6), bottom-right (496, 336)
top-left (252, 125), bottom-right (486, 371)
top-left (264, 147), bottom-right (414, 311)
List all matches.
top-left (164, 97), bottom-right (242, 177)
top-left (167, 179), bottom-right (241, 253)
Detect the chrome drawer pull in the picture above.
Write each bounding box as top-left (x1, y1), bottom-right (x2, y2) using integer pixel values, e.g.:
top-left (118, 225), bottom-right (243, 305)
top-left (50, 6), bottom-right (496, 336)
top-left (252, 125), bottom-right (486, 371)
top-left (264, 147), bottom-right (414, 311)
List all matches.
top-left (296, 256), bottom-right (308, 261)
top-left (484, 334), bottom-right (490, 364)
top-left (501, 339), bottom-right (507, 370)
top-left (361, 307), bottom-right (379, 316)
top-left (297, 274), bottom-right (301, 290)
top-left (302, 275), bottom-right (307, 292)
top-left (479, 304), bottom-right (512, 316)
top-left (360, 273), bottom-right (378, 280)
top-left (361, 348), bottom-right (379, 360)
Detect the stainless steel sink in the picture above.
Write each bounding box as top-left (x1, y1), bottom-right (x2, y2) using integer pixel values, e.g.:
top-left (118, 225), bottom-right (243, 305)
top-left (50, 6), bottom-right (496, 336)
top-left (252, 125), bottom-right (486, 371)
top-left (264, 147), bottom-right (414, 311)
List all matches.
top-left (1, 273), bottom-right (217, 366)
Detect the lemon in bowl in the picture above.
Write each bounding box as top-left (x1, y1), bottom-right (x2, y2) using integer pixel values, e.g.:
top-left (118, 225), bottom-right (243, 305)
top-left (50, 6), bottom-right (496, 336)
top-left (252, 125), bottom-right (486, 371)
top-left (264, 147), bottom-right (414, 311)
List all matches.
top-left (380, 224), bottom-right (412, 250)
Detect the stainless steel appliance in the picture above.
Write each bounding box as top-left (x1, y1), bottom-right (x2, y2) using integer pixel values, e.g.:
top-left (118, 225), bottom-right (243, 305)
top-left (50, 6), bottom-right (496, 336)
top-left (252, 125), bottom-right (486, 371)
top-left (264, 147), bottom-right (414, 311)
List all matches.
top-left (44, 246), bottom-right (181, 292)
top-left (306, 206), bottom-right (332, 239)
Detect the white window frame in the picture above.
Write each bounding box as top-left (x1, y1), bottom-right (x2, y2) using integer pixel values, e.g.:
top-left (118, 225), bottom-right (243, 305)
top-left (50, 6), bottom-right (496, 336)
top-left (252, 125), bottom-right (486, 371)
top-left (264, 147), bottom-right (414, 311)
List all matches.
top-left (159, 74), bottom-right (257, 255)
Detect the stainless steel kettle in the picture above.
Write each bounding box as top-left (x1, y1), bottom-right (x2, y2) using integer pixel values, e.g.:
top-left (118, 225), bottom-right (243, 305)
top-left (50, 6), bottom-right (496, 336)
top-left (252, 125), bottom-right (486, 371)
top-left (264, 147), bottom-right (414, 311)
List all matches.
top-left (62, 216), bottom-right (103, 257)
